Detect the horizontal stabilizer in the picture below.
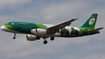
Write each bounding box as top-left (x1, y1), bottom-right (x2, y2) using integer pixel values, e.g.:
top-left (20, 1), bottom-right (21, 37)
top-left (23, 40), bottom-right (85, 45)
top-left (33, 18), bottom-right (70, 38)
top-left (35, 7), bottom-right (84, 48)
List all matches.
top-left (89, 27), bottom-right (104, 32)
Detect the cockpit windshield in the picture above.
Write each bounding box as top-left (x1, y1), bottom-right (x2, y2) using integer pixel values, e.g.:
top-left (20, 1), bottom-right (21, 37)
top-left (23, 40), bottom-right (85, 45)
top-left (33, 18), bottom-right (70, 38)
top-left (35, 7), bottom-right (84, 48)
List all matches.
top-left (5, 23), bottom-right (10, 25)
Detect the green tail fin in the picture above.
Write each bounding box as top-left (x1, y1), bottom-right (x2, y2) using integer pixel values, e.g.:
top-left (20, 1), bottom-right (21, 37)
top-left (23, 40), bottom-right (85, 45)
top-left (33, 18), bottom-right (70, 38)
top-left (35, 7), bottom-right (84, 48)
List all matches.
top-left (81, 13), bottom-right (98, 29)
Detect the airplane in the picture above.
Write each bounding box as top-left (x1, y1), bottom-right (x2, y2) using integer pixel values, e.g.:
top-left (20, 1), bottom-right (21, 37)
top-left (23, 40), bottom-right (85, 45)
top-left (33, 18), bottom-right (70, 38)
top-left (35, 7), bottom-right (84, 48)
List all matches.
top-left (1, 13), bottom-right (103, 44)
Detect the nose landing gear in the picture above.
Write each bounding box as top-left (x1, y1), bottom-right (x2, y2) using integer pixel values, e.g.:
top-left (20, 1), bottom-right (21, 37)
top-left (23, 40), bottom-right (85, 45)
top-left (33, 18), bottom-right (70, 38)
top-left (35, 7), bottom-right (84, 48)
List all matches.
top-left (13, 33), bottom-right (16, 39)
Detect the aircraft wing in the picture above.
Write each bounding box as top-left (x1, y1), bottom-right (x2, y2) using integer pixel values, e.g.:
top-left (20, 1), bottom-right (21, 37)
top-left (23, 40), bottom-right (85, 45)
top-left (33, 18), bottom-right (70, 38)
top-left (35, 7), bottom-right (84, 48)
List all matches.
top-left (46, 18), bottom-right (78, 34)
top-left (89, 27), bottom-right (104, 32)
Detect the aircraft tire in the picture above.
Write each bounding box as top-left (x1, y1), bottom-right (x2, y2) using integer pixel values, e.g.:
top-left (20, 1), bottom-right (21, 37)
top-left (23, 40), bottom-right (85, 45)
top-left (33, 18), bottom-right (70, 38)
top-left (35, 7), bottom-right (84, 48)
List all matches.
top-left (43, 40), bottom-right (48, 44)
top-left (50, 37), bottom-right (54, 41)
top-left (13, 37), bottom-right (16, 39)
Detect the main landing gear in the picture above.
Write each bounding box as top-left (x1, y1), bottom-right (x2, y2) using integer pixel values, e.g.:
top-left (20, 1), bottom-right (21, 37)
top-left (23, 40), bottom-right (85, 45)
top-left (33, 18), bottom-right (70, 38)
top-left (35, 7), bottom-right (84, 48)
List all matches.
top-left (50, 37), bottom-right (54, 41)
top-left (43, 37), bottom-right (48, 44)
top-left (43, 39), bottom-right (48, 44)
top-left (13, 33), bottom-right (16, 39)
top-left (43, 37), bottom-right (55, 44)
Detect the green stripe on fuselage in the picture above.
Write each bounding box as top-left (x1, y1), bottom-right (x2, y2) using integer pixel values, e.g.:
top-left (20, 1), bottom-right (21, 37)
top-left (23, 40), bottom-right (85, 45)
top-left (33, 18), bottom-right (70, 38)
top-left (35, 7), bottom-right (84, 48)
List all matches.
top-left (79, 24), bottom-right (95, 33)
top-left (35, 23), bottom-right (47, 28)
top-left (78, 25), bottom-right (100, 36)
top-left (4, 25), bottom-right (20, 32)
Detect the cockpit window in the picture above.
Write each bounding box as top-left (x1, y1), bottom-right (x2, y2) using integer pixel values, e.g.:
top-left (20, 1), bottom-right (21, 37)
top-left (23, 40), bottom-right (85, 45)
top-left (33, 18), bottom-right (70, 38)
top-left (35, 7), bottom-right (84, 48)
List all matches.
top-left (5, 23), bottom-right (10, 25)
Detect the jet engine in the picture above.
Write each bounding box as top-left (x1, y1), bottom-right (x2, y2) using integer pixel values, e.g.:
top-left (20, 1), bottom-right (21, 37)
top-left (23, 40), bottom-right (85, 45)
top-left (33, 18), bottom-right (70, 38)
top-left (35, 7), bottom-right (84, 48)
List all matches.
top-left (26, 34), bottom-right (38, 41)
top-left (31, 29), bottom-right (47, 35)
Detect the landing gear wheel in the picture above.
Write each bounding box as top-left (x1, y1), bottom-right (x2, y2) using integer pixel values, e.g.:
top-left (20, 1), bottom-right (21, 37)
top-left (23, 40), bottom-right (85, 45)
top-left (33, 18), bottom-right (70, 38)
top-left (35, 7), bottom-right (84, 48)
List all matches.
top-left (13, 33), bottom-right (16, 39)
top-left (50, 37), bottom-right (54, 41)
top-left (13, 37), bottom-right (16, 39)
top-left (43, 40), bottom-right (48, 44)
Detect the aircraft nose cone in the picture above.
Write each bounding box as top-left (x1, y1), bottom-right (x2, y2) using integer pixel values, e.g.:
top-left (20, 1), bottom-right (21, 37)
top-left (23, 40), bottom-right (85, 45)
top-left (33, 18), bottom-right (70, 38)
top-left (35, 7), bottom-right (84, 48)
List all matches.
top-left (1, 25), bottom-right (6, 31)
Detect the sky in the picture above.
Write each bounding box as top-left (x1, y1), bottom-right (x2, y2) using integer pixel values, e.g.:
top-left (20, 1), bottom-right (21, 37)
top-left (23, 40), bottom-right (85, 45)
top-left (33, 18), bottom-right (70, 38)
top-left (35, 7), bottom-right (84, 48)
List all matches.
top-left (0, 0), bottom-right (105, 59)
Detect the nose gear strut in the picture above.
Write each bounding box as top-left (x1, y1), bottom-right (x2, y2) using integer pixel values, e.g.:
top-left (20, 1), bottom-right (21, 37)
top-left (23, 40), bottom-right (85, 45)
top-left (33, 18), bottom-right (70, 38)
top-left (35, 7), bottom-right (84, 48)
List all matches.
top-left (13, 33), bottom-right (16, 39)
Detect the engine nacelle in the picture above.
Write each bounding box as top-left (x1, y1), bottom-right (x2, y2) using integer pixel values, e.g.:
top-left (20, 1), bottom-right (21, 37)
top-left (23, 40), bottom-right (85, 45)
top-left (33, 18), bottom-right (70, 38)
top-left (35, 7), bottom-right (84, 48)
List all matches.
top-left (31, 29), bottom-right (47, 35)
top-left (26, 34), bottom-right (37, 41)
